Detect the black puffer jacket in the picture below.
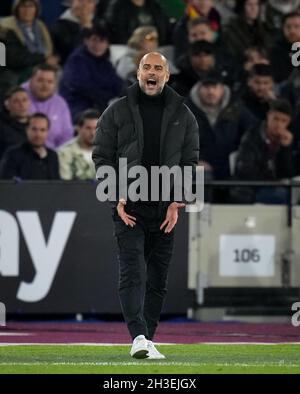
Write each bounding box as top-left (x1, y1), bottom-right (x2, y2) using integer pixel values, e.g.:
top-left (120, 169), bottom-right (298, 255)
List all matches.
top-left (92, 83), bottom-right (199, 213)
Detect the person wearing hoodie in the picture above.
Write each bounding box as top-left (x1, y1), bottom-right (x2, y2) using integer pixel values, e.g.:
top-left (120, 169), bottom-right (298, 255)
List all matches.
top-left (185, 71), bottom-right (256, 180)
top-left (22, 63), bottom-right (74, 149)
top-left (59, 24), bottom-right (123, 122)
top-left (270, 11), bottom-right (300, 83)
top-left (50, 0), bottom-right (99, 65)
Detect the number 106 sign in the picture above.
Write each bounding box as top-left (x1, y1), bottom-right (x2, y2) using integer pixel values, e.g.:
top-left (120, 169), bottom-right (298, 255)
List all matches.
top-left (219, 235), bottom-right (275, 277)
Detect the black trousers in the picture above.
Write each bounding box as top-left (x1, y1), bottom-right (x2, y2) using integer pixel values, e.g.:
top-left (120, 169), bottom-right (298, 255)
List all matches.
top-left (113, 202), bottom-right (174, 340)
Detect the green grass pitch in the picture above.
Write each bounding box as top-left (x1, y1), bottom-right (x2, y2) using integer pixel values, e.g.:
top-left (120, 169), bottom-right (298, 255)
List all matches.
top-left (0, 344), bottom-right (300, 374)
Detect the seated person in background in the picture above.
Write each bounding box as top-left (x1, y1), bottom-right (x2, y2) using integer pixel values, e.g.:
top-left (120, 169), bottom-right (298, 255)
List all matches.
top-left (116, 26), bottom-right (159, 80)
top-left (0, 0), bottom-right (57, 81)
top-left (241, 64), bottom-right (278, 121)
top-left (234, 100), bottom-right (294, 203)
top-left (116, 25), bottom-right (177, 82)
top-left (223, 0), bottom-right (270, 63)
top-left (51, 0), bottom-right (99, 65)
top-left (58, 109), bottom-right (99, 180)
top-left (0, 87), bottom-right (31, 159)
top-left (185, 71), bottom-right (256, 181)
top-left (264, 0), bottom-right (300, 38)
top-left (104, 0), bottom-right (171, 45)
top-left (270, 12), bottom-right (300, 83)
top-left (60, 24), bottom-right (123, 121)
top-left (22, 64), bottom-right (74, 149)
top-left (173, 0), bottom-right (221, 59)
top-left (172, 40), bottom-right (235, 97)
top-left (0, 112), bottom-right (60, 180)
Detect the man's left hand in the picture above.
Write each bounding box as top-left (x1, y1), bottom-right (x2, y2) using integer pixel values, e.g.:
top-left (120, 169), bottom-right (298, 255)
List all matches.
top-left (160, 202), bottom-right (186, 233)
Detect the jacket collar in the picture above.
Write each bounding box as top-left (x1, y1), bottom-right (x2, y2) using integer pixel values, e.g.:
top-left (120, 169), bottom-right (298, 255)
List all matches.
top-left (126, 82), bottom-right (184, 110)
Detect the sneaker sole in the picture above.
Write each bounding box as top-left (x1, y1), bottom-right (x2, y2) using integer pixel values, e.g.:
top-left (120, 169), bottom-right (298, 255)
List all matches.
top-left (131, 349), bottom-right (149, 359)
top-left (147, 354), bottom-right (166, 360)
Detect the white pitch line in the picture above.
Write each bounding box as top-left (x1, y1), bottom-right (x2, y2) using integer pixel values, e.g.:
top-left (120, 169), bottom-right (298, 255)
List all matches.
top-left (0, 362), bottom-right (299, 368)
top-left (1, 342), bottom-right (300, 346)
top-left (0, 333), bottom-right (33, 337)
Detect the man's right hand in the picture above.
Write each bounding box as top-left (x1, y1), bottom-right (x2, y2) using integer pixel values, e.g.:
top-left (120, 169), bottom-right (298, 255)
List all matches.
top-left (117, 201), bottom-right (136, 227)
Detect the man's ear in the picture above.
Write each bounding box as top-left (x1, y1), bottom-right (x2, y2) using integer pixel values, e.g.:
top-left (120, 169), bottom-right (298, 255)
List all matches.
top-left (4, 99), bottom-right (9, 110)
top-left (165, 70), bottom-right (170, 83)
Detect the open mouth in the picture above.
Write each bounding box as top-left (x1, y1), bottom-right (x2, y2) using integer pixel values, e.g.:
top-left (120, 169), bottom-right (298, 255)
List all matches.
top-left (146, 78), bottom-right (157, 87)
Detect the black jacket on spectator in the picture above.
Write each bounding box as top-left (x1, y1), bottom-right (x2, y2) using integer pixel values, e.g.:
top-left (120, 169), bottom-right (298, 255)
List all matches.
top-left (51, 13), bottom-right (100, 65)
top-left (0, 110), bottom-right (28, 160)
top-left (241, 88), bottom-right (271, 122)
top-left (235, 123), bottom-right (294, 180)
top-left (104, 0), bottom-right (171, 45)
top-left (0, 141), bottom-right (60, 180)
top-left (186, 83), bottom-right (257, 180)
top-left (223, 16), bottom-right (270, 62)
top-left (270, 37), bottom-right (295, 83)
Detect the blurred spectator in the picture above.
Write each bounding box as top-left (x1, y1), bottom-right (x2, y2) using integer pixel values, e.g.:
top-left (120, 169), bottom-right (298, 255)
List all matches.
top-left (22, 64), bottom-right (74, 149)
top-left (60, 24), bottom-right (123, 121)
top-left (172, 40), bottom-right (235, 96)
top-left (185, 71), bottom-right (256, 180)
top-left (51, 0), bottom-right (98, 64)
top-left (235, 46), bottom-right (271, 95)
top-left (116, 25), bottom-right (177, 81)
top-left (58, 109), bottom-right (99, 180)
top-left (280, 68), bottom-right (300, 109)
top-left (234, 100), bottom-right (294, 203)
top-left (116, 26), bottom-right (159, 80)
top-left (173, 0), bottom-right (221, 59)
top-left (243, 46), bottom-right (270, 73)
top-left (0, 112), bottom-right (60, 180)
top-left (270, 11), bottom-right (300, 83)
top-left (104, 0), bottom-right (171, 45)
top-left (223, 0), bottom-right (270, 63)
top-left (0, 0), bottom-right (57, 79)
top-left (0, 87), bottom-right (30, 159)
top-left (241, 64), bottom-right (278, 121)
top-left (263, 0), bottom-right (300, 36)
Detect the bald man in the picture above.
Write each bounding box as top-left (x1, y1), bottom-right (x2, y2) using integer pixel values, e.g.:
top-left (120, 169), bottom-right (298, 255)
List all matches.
top-left (93, 52), bottom-right (199, 359)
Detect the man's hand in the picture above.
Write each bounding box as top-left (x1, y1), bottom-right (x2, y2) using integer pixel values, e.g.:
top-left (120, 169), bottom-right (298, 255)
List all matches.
top-left (117, 201), bottom-right (136, 227)
top-left (279, 130), bottom-right (293, 147)
top-left (160, 202), bottom-right (185, 234)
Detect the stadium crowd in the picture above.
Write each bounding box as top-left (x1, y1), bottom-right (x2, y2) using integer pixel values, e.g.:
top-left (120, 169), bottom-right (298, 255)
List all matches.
top-left (0, 0), bottom-right (300, 203)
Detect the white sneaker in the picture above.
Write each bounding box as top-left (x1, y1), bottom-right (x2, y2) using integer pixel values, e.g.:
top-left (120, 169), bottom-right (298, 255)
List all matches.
top-left (146, 340), bottom-right (166, 359)
top-left (130, 335), bottom-right (149, 359)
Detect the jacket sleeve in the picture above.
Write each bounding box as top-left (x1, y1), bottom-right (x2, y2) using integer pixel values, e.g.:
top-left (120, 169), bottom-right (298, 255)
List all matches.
top-left (92, 106), bottom-right (119, 206)
top-left (180, 108), bottom-right (199, 168)
top-left (174, 108), bottom-right (199, 204)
